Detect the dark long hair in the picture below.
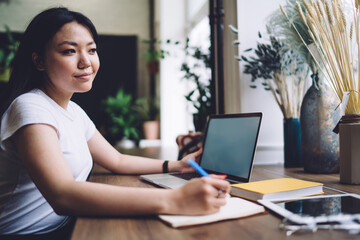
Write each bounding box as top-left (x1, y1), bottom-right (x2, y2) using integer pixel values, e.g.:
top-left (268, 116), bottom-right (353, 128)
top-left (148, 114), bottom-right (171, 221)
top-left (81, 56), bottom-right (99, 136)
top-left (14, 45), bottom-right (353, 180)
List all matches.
top-left (0, 7), bottom-right (98, 117)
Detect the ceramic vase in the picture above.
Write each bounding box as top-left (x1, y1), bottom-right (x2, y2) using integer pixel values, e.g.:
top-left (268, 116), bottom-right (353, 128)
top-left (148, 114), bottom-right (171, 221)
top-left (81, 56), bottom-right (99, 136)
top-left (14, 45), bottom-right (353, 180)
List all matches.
top-left (143, 120), bottom-right (160, 139)
top-left (116, 137), bottom-right (136, 149)
top-left (283, 118), bottom-right (301, 168)
top-left (300, 74), bottom-right (340, 173)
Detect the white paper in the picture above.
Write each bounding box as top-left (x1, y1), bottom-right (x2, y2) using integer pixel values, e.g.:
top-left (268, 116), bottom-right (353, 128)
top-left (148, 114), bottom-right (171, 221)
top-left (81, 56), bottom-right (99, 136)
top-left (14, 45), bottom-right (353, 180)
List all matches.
top-left (158, 197), bottom-right (265, 228)
top-left (339, 91), bottom-right (350, 117)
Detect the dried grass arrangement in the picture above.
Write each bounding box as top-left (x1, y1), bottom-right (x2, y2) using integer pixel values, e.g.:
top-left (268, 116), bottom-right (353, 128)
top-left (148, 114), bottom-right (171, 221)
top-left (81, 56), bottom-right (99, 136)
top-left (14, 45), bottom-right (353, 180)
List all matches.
top-left (234, 29), bottom-right (308, 119)
top-left (270, 57), bottom-right (308, 119)
top-left (268, 0), bottom-right (319, 74)
top-left (280, 0), bottom-right (360, 114)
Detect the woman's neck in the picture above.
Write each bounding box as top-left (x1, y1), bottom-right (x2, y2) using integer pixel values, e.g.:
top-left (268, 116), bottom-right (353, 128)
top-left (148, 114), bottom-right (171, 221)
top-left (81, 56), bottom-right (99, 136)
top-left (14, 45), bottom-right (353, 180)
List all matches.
top-left (40, 86), bottom-right (72, 110)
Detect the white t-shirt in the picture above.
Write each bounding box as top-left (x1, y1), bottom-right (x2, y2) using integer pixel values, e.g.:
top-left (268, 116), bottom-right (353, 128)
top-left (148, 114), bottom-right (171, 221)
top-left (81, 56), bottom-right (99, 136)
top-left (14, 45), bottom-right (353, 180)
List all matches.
top-left (0, 89), bottom-right (95, 234)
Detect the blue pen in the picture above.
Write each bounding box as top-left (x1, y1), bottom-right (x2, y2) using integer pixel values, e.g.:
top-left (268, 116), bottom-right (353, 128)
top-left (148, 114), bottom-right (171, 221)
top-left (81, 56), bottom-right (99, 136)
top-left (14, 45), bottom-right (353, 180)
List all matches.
top-left (187, 158), bottom-right (210, 177)
top-left (188, 158), bottom-right (228, 198)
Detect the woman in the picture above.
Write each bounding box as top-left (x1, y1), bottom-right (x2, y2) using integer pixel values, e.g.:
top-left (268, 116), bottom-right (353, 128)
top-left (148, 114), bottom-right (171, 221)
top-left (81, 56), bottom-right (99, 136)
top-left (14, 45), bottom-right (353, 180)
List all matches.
top-left (0, 7), bottom-right (230, 237)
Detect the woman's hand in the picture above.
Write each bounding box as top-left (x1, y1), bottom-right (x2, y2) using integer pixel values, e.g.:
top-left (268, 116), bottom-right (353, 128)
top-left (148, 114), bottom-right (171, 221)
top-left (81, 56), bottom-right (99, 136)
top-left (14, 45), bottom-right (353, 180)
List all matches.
top-left (169, 148), bottom-right (203, 173)
top-left (165, 175), bottom-right (230, 215)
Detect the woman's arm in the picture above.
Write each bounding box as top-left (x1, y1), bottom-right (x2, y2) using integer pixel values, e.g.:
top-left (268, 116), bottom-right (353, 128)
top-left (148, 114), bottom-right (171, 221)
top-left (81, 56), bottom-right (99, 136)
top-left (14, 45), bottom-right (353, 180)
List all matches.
top-left (88, 129), bottom-right (201, 174)
top-left (13, 124), bottom-right (230, 216)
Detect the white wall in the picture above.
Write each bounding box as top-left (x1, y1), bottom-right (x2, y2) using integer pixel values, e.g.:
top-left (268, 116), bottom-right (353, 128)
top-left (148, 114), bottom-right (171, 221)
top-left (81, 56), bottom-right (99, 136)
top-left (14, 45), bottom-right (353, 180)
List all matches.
top-left (159, 0), bottom-right (212, 148)
top-left (159, 0), bottom-right (190, 147)
top-left (237, 0), bottom-right (285, 164)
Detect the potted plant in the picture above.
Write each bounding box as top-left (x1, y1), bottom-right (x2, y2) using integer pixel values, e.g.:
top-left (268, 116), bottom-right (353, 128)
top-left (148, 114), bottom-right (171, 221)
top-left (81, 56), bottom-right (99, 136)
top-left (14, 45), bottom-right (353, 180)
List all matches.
top-left (282, 0), bottom-right (360, 182)
top-left (232, 29), bottom-right (308, 168)
top-left (180, 39), bottom-right (212, 132)
top-left (135, 97), bottom-right (160, 139)
top-left (272, 0), bottom-right (340, 174)
top-left (103, 89), bottom-right (142, 148)
top-left (0, 25), bottom-right (19, 82)
top-left (142, 38), bottom-right (180, 75)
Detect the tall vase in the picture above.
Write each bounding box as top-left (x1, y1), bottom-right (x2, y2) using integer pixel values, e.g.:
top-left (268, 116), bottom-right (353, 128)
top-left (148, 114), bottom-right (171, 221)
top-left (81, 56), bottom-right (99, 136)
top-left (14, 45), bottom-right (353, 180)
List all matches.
top-left (283, 118), bottom-right (301, 168)
top-left (300, 74), bottom-right (340, 173)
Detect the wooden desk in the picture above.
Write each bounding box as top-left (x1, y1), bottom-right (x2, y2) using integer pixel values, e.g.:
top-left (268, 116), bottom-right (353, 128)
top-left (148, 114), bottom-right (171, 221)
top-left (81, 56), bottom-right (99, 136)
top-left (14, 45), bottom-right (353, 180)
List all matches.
top-left (71, 147), bottom-right (359, 240)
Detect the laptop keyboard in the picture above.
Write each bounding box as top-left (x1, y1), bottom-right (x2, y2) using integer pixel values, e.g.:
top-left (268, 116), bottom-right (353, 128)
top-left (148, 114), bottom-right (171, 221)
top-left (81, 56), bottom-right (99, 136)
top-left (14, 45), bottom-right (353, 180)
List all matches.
top-left (170, 172), bottom-right (202, 180)
top-left (169, 172), bottom-right (239, 184)
top-left (170, 172), bottom-right (239, 184)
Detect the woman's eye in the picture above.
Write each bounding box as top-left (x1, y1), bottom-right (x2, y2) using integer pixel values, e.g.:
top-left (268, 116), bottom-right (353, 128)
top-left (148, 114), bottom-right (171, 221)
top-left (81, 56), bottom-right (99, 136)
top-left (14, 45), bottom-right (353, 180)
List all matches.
top-left (89, 48), bottom-right (97, 54)
top-left (62, 49), bottom-right (76, 54)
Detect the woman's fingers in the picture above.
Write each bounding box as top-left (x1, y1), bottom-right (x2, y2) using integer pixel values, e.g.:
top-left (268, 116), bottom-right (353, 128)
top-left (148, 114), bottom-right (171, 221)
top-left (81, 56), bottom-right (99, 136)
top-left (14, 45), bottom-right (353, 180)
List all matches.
top-left (182, 148), bottom-right (203, 163)
top-left (197, 178), bottom-right (229, 210)
top-left (202, 176), bottom-right (231, 196)
top-left (169, 174), bottom-right (232, 215)
top-left (210, 174), bottom-right (227, 180)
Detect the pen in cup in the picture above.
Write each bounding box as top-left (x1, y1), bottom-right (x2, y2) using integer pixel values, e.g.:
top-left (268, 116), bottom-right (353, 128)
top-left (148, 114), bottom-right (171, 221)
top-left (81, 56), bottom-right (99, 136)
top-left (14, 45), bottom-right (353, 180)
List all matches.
top-left (187, 158), bottom-right (227, 198)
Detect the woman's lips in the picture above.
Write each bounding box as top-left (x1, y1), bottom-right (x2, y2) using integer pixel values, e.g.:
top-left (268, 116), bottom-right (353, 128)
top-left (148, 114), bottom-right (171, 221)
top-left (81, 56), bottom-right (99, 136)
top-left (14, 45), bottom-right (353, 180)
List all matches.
top-left (75, 73), bottom-right (92, 80)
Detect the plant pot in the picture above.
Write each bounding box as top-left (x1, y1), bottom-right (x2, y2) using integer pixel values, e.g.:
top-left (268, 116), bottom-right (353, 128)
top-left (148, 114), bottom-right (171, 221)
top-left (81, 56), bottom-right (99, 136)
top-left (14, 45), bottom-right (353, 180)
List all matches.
top-left (339, 114), bottom-right (360, 184)
top-left (143, 120), bottom-right (160, 140)
top-left (146, 61), bottom-right (159, 75)
top-left (0, 67), bottom-right (10, 82)
top-left (116, 138), bottom-right (136, 149)
top-left (193, 114), bottom-right (207, 132)
top-left (283, 118), bottom-right (301, 168)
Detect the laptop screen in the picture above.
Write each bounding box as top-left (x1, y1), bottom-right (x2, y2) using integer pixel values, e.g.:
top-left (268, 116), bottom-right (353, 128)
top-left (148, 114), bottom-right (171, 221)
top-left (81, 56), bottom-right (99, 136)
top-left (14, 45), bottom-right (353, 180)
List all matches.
top-left (200, 113), bottom-right (262, 182)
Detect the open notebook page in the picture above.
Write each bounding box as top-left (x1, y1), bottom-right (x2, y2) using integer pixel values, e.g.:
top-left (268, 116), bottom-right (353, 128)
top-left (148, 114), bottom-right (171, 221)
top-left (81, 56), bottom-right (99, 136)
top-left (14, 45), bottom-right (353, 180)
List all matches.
top-left (158, 197), bottom-right (265, 228)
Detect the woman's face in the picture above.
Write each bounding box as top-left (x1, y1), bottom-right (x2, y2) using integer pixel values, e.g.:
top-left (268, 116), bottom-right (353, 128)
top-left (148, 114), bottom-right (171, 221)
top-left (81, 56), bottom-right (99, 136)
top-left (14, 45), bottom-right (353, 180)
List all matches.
top-left (40, 21), bottom-right (100, 96)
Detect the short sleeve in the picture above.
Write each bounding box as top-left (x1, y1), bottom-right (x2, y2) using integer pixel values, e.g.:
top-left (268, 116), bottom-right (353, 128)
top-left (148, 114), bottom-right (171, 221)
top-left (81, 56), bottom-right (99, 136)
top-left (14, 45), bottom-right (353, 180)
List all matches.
top-left (0, 93), bottom-right (59, 150)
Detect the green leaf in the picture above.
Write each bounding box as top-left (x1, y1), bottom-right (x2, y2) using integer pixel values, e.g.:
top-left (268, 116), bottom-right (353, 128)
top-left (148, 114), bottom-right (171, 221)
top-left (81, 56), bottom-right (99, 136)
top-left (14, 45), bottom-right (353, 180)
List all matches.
top-left (5, 52), bottom-right (14, 67)
top-left (4, 25), bottom-right (14, 43)
top-left (102, 88), bottom-right (142, 141)
top-left (0, 49), bottom-right (5, 64)
top-left (241, 56), bottom-right (248, 61)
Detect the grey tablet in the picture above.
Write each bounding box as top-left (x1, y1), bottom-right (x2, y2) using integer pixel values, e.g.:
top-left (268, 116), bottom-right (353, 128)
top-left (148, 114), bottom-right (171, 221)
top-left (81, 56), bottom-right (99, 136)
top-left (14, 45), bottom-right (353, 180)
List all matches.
top-left (258, 194), bottom-right (360, 225)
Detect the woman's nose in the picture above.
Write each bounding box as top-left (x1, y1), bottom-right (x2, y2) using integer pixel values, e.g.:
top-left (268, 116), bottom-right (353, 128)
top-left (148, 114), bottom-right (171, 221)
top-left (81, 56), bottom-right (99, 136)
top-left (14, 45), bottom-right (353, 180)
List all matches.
top-left (78, 52), bottom-right (91, 69)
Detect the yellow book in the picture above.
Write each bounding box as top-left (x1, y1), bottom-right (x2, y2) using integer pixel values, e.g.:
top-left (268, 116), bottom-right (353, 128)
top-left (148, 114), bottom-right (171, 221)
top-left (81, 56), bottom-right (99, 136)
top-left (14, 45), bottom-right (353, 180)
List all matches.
top-left (230, 178), bottom-right (323, 201)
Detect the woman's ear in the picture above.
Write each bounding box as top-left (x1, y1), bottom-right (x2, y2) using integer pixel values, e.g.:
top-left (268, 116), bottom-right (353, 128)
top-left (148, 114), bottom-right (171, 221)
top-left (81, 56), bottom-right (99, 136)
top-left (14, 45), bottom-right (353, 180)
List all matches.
top-left (32, 52), bottom-right (45, 71)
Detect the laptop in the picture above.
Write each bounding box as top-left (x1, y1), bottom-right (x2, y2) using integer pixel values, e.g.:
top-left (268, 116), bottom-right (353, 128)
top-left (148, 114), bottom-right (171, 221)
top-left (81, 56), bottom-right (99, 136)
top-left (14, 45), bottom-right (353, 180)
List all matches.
top-left (140, 112), bottom-right (262, 189)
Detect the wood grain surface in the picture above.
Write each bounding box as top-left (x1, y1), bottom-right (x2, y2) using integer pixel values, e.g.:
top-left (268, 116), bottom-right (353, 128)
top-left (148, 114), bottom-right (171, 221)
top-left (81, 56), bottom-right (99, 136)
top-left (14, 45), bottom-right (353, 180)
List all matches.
top-left (71, 147), bottom-right (359, 240)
